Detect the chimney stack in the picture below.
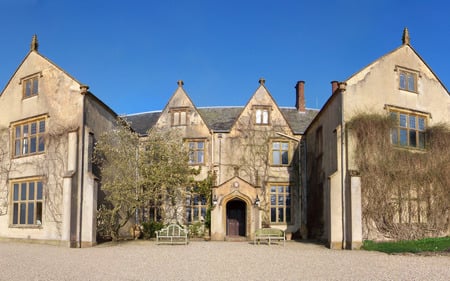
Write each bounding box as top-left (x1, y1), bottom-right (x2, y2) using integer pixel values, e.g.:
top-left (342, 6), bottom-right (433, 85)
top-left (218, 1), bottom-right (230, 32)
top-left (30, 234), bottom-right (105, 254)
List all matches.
top-left (295, 81), bottom-right (306, 112)
top-left (331, 81), bottom-right (339, 95)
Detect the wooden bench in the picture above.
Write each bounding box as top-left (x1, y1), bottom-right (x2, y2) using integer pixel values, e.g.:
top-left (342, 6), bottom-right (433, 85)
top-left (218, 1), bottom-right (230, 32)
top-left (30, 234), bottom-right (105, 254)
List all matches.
top-left (254, 228), bottom-right (285, 246)
top-left (155, 224), bottom-right (189, 245)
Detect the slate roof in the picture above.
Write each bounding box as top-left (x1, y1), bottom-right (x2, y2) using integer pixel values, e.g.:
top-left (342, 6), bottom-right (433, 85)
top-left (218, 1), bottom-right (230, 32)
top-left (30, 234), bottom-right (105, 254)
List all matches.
top-left (124, 107), bottom-right (318, 136)
top-left (124, 111), bottom-right (161, 135)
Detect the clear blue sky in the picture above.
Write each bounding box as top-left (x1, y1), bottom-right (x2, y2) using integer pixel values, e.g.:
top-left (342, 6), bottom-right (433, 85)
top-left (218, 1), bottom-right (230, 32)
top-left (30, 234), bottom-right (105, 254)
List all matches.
top-left (1, 0), bottom-right (449, 115)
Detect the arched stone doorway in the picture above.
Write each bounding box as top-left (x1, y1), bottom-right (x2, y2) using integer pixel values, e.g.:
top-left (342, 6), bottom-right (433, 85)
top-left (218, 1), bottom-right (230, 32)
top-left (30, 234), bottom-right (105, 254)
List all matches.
top-left (226, 199), bottom-right (246, 237)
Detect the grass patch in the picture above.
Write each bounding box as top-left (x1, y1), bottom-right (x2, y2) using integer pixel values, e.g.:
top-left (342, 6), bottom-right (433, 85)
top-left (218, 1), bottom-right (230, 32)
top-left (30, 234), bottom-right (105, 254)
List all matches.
top-left (362, 237), bottom-right (450, 254)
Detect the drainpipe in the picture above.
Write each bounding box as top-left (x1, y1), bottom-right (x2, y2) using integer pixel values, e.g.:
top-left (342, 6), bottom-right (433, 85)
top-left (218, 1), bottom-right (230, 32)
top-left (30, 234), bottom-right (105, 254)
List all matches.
top-left (339, 82), bottom-right (347, 249)
top-left (78, 85), bottom-right (89, 248)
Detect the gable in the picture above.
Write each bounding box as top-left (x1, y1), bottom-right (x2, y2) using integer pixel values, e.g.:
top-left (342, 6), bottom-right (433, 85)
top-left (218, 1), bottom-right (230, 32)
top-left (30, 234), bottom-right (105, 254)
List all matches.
top-left (152, 82), bottom-right (210, 135)
top-left (343, 45), bottom-right (450, 123)
top-left (0, 51), bottom-right (84, 128)
top-left (230, 81), bottom-right (294, 135)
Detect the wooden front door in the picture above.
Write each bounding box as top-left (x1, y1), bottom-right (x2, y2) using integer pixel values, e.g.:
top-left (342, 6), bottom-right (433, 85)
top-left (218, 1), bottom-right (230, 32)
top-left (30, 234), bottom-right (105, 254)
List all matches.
top-left (226, 200), bottom-right (246, 237)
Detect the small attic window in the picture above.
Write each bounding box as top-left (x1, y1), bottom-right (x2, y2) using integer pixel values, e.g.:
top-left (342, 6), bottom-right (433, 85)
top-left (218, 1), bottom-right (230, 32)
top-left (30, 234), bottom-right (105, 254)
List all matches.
top-left (396, 66), bottom-right (419, 93)
top-left (253, 106), bottom-right (271, 125)
top-left (170, 107), bottom-right (190, 126)
top-left (21, 72), bottom-right (42, 99)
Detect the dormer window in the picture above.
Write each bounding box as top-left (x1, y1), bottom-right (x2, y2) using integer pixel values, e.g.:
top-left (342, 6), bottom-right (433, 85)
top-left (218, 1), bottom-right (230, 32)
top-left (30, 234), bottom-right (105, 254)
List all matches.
top-left (396, 67), bottom-right (418, 93)
top-left (22, 74), bottom-right (40, 98)
top-left (254, 106), bottom-right (270, 125)
top-left (170, 107), bottom-right (189, 126)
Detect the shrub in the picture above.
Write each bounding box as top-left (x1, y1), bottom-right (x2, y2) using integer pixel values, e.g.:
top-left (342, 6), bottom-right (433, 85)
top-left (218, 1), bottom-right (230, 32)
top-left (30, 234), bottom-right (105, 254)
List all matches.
top-left (141, 221), bottom-right (164, 239)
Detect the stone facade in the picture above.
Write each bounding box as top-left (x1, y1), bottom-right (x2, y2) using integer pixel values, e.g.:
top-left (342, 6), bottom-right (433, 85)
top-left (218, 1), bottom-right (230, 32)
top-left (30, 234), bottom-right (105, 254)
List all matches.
top-left (0, 30), bottom-right (448, 248)
top-left (0, 36), bottom-right (117, 247)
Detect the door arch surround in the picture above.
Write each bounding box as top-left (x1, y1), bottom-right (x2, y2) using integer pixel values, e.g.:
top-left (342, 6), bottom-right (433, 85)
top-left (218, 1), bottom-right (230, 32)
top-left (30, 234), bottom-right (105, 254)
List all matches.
top-left (220, 194), bottom-right (253, 238)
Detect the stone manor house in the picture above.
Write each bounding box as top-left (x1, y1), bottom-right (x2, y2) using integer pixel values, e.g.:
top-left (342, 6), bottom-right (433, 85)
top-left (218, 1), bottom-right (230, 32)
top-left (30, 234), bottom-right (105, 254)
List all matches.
top-left (0, 29), bottom-right (448, 248)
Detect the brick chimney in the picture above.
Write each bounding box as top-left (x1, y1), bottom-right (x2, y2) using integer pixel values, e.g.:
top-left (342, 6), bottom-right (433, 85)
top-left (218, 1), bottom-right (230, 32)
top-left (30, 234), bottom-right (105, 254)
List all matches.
top-left (295, 81), bottom-right (306, 112)
top-left (331, 81), bottom-right (339, 95)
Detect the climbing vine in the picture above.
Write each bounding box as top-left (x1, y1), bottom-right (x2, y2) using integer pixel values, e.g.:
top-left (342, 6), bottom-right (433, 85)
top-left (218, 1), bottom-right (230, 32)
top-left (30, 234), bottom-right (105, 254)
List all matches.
top-left (347, 113), bottom-right (449, 240)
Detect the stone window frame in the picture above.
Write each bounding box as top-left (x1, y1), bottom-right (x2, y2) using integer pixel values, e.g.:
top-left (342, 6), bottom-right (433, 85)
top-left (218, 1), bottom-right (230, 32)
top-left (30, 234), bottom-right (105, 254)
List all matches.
top-left (10, 177), bottom-right (44, 227)
top-left (20, 72), bottom-right (42, 99)
top-left (170, 107), bottom-right (190, 127)
top-left (387, 105), bottom-right (428, 150)
top-left (11, 115), bottom-right (47, 158)
top-left (269, 183), bottom-right (291, 224)
top-left (270, 139), bottom-right (290, 166)
top-left (395, 66), bottom-right (420, 93)
top-left (253, 105), bottom-right (271, 125)
top-left (186, 138), bottom-right (206, 166)
top-left (185, 189), bottom-right (207, 224)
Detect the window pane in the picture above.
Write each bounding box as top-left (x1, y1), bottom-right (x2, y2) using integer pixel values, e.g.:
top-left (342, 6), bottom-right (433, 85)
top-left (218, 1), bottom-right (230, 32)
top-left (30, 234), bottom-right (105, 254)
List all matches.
top-left (37, 182), bottom-right (43, 200)
top-left (28, 203), bottom-right (35, 224)
top-left (272, 151), bottom-right (280, 165)
top-left (32, 78), bottom-right (39, 95)
top-left (285, 186), bottom-right (290, 193)
top-left (13, 203), bottom-right (18, 224)
top-left (23, 124), bottom-right (28, 136)
top-left (400, 129), bottom-right (407, 146)
top-left (20, 203), bottom-right (26, 224)
top-left (262, 110), bottom-right (269, 124)
top-left (282, 151), bottom-right (288, 164)
top-left (409, 130), bottom-right (417, 147)
top-left (272, 142), bottom-right (280, 150)
top-left (399, 114), bottom-right (407, 127)
top-left (281, 143), bottom-right (288, 150)
top-left (21, 183), bottom-right (27, 200)
top-left (29, 182), bottom-right (35, 200)
top-left (15, 127), bottom-right (21, 138)
top-left (30, 137), bottom-right (37, 153)
top-left (278, 186), bottom-right (284, 193)
top-left (173, 112), bottom-right (179, 125)
top-left (418, 117), bottom-right (425, 131)
top-left (15, 140), bottom-right (21, 156)
top-left (256, 109), bottom-right (262, 124)
top-left (39, 120), bottom-right (45, 133)
top-left (409, 116), bottom-right (416, 129)
top-left (13, 184), bottom-right (19, 201)
top-left (38, 136), bottom-right (45, 151)
top-left (286, 207), bottom-right (291, 223)
top-left (408, 74), bottom-right (415, 91)
top-left (278, 195), bottom-right (284, 205)
top-left (270, 186), bottom-right (276, 193)
top-left (22, 138), bottom-right (28, 154)
top-left (399, 73), bottom-right (406, 89)
top-left (36, 202), bottom-right (42, 224)
top-left (180, 111), bottom-right (186, 125)
top-left (270, 194), bottom-right (276, 205)
top-left (197, 142), bottom-right (204, 149)
top-left (278, 207), bottom-right (284, 222)
top-left (31, 122), bottom-right (37, 135)
top-left (197, 151), bottom-right (204, 163)
top-left (25, 80), bottom-right (32, 97)
top-left (271, 208), bottom-right (276, 222)
top-left (193, 208), bottom-right (199, 221)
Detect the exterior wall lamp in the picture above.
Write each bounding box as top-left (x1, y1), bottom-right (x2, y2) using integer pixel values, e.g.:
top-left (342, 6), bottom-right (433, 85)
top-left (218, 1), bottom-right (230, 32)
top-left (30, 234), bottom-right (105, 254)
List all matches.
top-left (212, 194), bottom-right (218, 206)
top-left (254, 195), bottom-right (260, 207)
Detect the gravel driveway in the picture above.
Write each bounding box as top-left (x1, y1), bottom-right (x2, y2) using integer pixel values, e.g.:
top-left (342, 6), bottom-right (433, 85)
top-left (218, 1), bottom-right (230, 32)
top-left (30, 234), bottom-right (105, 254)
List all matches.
top-left (0, 240), bottom-right (449, 281)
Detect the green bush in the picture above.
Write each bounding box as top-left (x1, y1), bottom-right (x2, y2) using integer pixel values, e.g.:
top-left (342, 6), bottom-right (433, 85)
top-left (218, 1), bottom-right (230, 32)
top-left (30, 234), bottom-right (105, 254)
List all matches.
top-left (141, 221), bottom-right (164, 239)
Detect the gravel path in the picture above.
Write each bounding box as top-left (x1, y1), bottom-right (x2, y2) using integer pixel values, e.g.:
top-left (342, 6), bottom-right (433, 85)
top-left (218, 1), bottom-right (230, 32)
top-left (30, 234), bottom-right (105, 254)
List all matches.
top-left (0, 240), bottom-right (449, 281)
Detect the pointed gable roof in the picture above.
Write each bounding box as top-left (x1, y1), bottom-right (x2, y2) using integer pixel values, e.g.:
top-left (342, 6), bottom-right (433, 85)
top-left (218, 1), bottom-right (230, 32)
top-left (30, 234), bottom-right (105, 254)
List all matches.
top-left (345, 29), bottom-right (449, 95)
top-left (228, 78), bottom-right (296, 134)
top-left (0, 35), bottom-right (84, 96)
